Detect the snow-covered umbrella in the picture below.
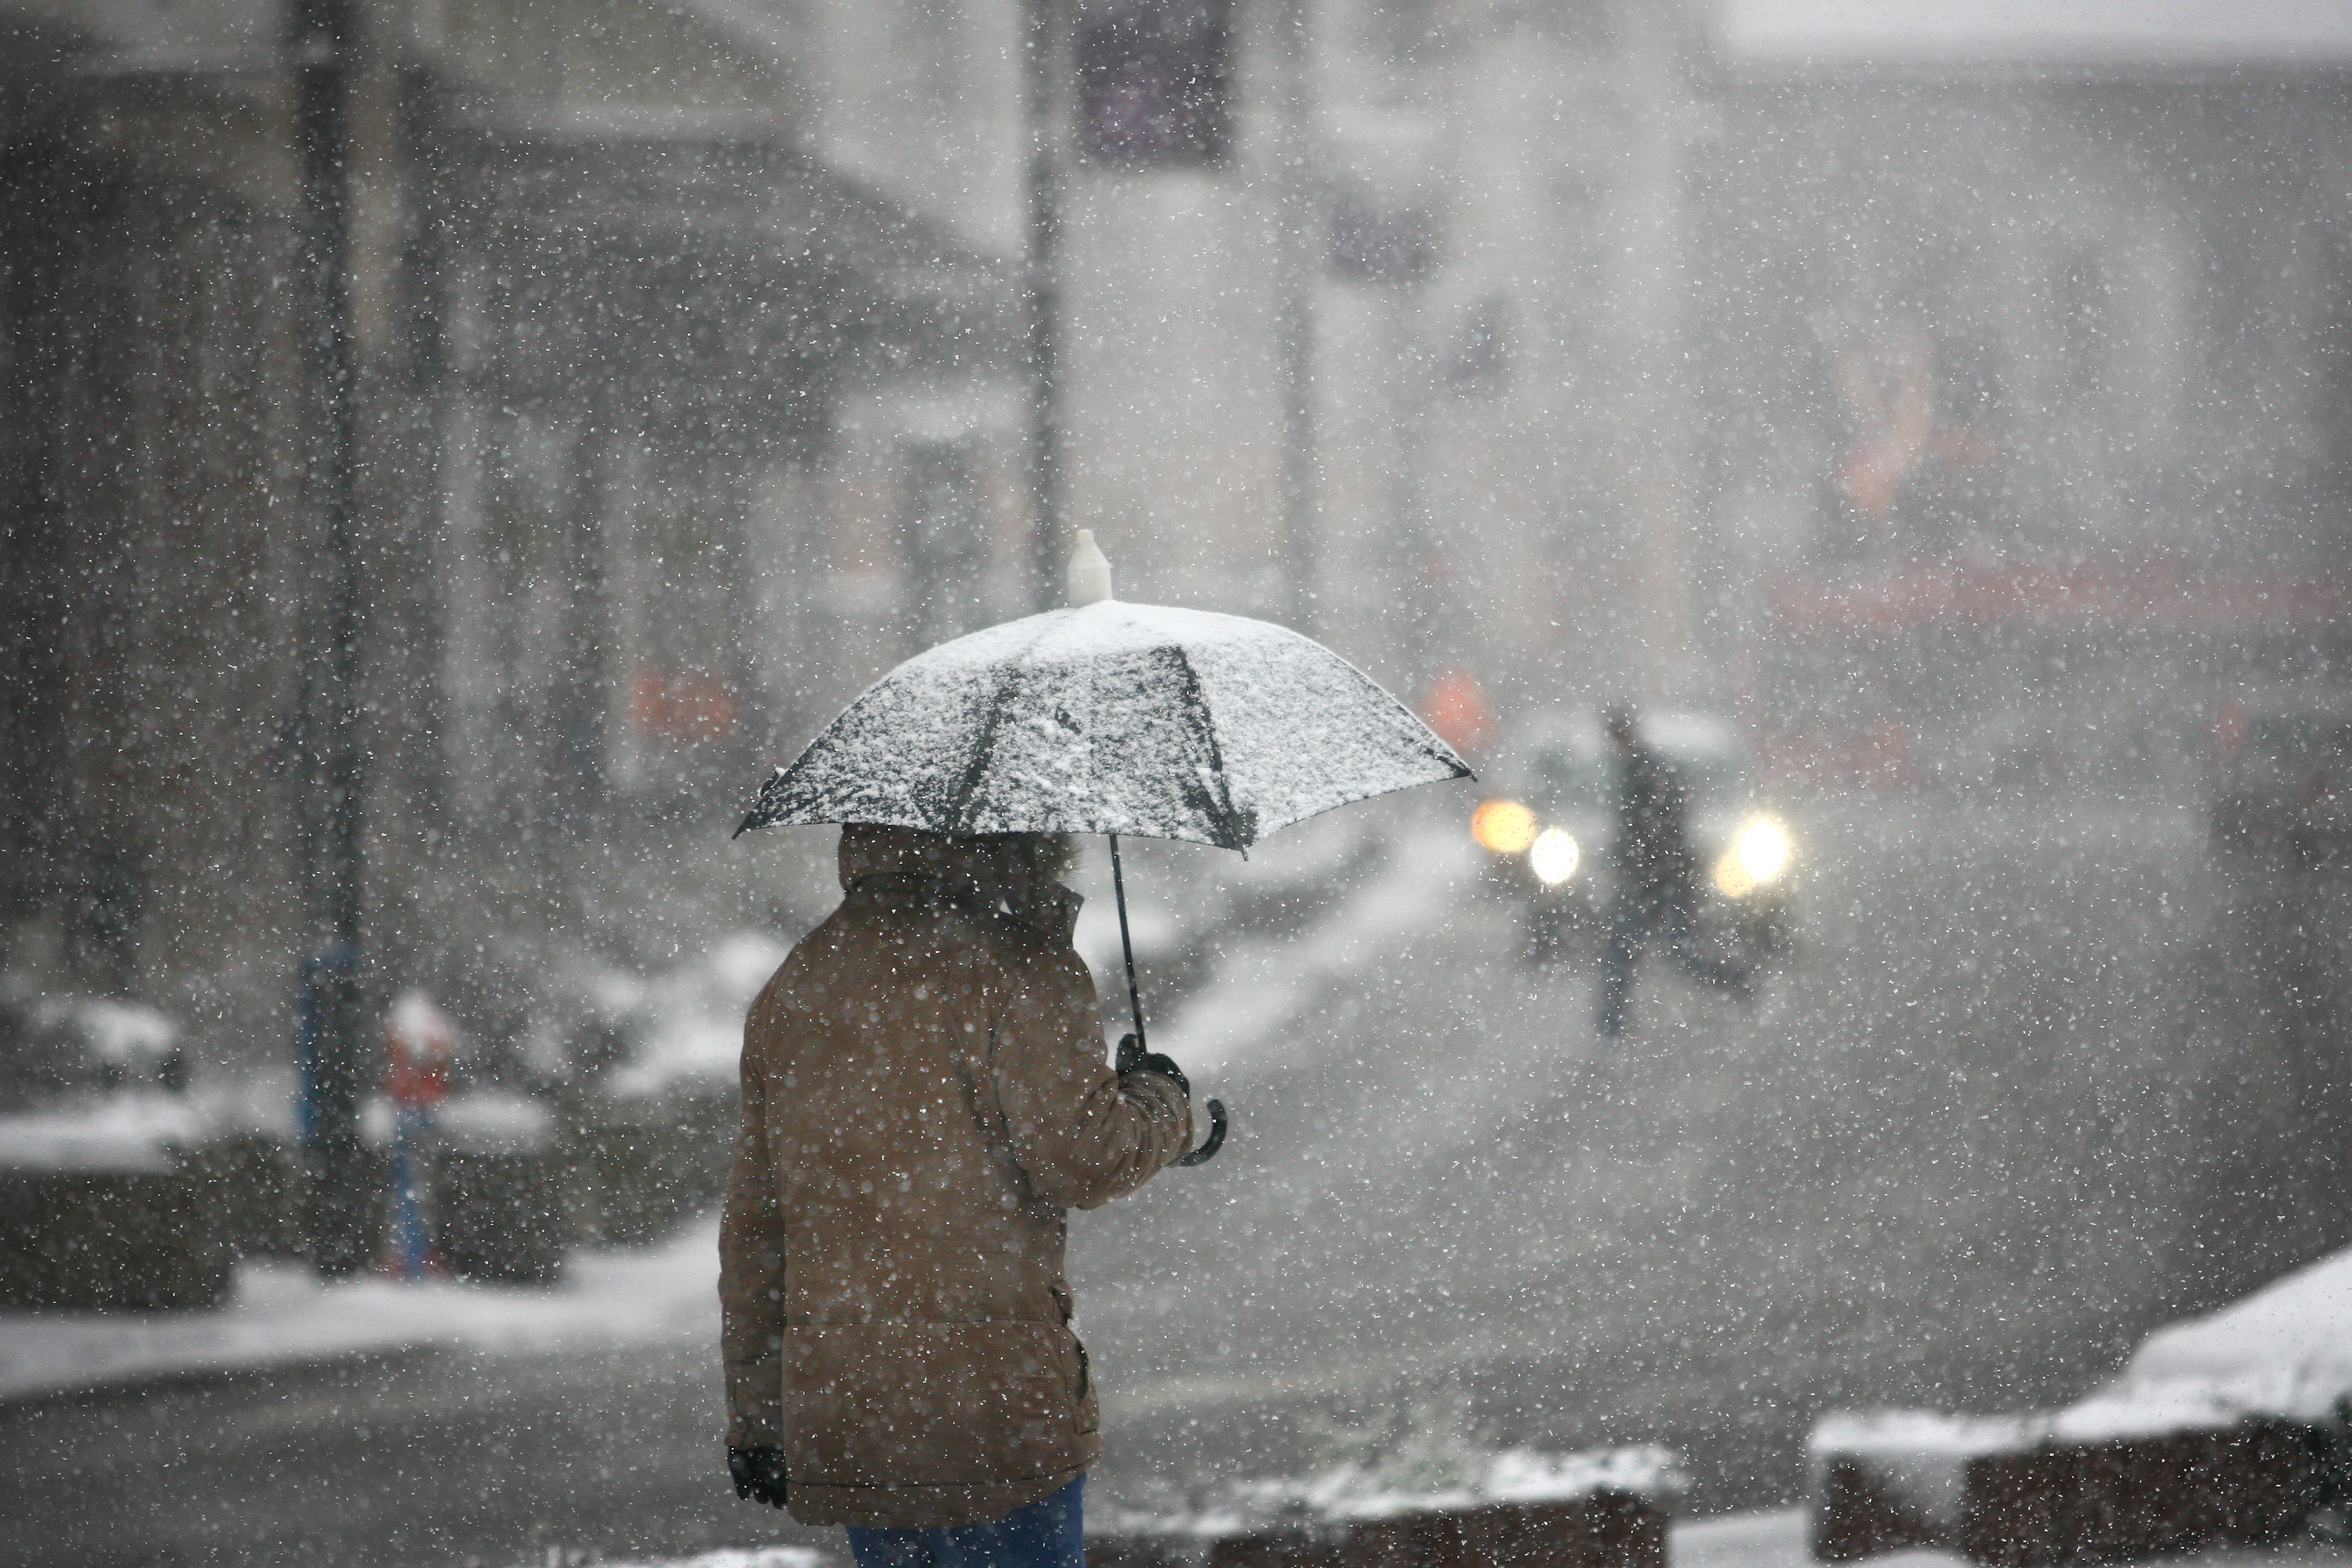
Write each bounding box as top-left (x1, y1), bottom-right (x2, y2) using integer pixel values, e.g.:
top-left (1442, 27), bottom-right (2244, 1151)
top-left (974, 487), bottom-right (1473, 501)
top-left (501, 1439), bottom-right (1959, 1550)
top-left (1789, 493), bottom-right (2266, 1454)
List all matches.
top-left (734, 532), bottom-right (1474, 1163)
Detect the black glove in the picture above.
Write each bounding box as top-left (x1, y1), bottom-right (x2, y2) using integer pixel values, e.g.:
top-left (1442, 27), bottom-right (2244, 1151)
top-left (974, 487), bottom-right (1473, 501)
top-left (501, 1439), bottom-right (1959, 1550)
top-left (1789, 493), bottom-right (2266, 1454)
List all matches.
top-left (729, 1445), bottom-right (789, 1508)
top-left (1116, 1033), bottom-right (1189, 1097)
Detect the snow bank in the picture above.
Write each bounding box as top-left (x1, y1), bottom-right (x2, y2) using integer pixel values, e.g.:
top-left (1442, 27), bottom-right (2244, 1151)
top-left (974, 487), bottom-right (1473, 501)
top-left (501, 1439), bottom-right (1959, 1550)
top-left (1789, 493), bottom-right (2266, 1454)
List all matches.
top-left (1294, 1445), bottom-right (1687, 1521)
top-left (0, 1216), bottom-right (720, 1402)
top-left (2116, 1246), bottom-right (2352, 1424)
top-left (2027, 1241), bottom-right (2352, 1440)
top-left (1159, 823), bottom-right (1477, 1075)
top-left (1097, 1446), bottom-right (1684, 1540)
top-left (601, 932), bottom-right (789, 1100)
top-left (525, 1549), bottom-right (825, 1568)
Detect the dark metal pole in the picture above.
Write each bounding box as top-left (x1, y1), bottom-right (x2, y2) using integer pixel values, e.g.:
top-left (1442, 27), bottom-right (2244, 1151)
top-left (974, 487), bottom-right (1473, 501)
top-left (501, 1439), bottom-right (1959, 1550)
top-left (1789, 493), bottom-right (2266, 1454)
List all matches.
top-left (1025, 0), bottom-right (1065, 611)
top-left (289, 0), bottom-right (372, 1276)
top-left (1273, 0), bottom-right (1318, 633)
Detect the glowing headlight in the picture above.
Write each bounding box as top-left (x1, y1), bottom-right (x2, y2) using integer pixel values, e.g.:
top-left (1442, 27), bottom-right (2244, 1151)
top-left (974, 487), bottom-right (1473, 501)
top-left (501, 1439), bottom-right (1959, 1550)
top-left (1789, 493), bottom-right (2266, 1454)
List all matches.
top-left (1528, 828), bottom-right (1579, 887)
top-left (1736, 817), bottom-right (1792, 884)
top-left (1715, 818), bottom-right (1792, 899)
top-left (1471, 798), bottom-right (1538, 854)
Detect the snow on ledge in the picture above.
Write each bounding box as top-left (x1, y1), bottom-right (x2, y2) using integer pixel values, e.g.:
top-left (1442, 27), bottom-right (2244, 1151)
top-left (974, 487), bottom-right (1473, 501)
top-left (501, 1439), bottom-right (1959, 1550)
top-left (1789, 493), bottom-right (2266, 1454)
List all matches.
top-left (1813, 1238), bottom-right (2352, 1477)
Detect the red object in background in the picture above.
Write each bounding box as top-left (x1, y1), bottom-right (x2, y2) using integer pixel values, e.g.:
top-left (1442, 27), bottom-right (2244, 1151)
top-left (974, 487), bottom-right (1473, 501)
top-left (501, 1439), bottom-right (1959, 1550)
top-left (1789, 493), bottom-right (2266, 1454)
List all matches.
top-left (2213, 696), bottom-right (2248, 758)
top-left (630, 669), bottom-right (739, 742)
top-left (384, 989), bottom-right (454, 1108)
top-left (1420, 668), bottom-right (1496, 758)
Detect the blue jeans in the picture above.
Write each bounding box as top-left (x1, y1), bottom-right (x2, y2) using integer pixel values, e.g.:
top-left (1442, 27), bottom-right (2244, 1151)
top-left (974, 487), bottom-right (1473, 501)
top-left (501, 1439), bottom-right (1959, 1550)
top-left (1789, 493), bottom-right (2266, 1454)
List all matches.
top-left (845, 1475), bottom-right (1085, 1568)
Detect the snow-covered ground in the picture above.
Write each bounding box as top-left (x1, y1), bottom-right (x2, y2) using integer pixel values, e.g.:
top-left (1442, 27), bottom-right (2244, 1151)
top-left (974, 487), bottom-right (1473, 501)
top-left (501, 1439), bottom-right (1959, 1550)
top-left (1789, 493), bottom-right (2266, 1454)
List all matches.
top-left (0, 1218), bottom-right (719, 1404)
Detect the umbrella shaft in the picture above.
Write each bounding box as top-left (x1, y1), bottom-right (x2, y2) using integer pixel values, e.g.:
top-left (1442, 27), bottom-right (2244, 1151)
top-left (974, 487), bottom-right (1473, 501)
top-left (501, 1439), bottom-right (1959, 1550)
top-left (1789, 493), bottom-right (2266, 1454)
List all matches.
top-left (1108, 833), bottom-right (1147, 1051)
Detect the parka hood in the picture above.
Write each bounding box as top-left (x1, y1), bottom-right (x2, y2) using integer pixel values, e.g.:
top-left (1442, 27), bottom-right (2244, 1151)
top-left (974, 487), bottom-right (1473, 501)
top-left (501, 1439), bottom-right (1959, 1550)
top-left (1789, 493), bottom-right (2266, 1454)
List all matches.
top-left (837, 824), bottom-right (1083, 947)
top-left (837, 823), bottom-right (1019, 893)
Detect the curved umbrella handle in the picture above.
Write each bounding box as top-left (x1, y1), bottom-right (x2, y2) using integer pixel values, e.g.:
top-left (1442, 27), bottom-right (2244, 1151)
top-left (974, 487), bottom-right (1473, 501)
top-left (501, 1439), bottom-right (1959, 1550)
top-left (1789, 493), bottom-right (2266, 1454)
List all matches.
top-left (1176, 1097), bottom-right (1227, 1167)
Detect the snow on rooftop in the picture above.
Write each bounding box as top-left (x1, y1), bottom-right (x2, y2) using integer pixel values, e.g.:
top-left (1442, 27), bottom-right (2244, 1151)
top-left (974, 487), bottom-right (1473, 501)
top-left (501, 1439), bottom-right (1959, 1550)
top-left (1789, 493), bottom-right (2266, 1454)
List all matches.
top-left (1808, 1410), bottom-right (2038, 1456)
top-left (1719, 0), bottom-right (2352, 67)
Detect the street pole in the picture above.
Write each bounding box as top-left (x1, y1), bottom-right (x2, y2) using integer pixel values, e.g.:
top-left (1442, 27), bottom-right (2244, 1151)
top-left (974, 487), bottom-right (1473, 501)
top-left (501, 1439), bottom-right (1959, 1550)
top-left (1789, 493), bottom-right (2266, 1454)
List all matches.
top-left (1272, 0), bottom-right (1318, 633)
top-left (1025, 0), bottom-right (1066, 611)
top-left (288, 0), bottom-right (372, 1276)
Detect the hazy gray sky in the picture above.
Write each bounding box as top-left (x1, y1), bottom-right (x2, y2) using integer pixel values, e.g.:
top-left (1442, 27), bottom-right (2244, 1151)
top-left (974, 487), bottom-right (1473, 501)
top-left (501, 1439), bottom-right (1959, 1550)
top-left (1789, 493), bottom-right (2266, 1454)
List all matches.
top-left (1720, 0), bottom-right (2352, 62)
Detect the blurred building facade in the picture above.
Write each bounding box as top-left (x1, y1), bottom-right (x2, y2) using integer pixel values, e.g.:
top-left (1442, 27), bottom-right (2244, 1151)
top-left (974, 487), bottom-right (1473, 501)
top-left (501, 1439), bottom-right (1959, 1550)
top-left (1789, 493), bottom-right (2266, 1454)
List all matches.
top-left (5, 0), bottom-right (2352, 1071)
top-left (1698, 11), bottom-right (2352, 793)
top-left (0, 0), bottom-right (1022, 1065)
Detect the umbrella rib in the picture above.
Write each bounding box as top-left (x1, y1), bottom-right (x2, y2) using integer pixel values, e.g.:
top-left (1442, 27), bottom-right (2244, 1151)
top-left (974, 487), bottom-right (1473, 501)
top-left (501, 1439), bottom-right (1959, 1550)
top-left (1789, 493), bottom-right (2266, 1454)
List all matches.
top-left (1165, 644), bottom-right (1250, 850)
top-left (942, 667), bottom-right (1015, 834)
top-left (941, 613), bottom-right (1062, 835)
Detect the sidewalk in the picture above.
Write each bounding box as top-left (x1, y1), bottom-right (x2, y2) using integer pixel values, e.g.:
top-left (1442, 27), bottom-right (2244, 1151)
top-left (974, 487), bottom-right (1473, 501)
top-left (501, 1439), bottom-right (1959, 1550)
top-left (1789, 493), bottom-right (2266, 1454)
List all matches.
top-left (497, 1509), bottom-right (2352, 1568)
top-left (0, 1216), bottom-right (719, 1404)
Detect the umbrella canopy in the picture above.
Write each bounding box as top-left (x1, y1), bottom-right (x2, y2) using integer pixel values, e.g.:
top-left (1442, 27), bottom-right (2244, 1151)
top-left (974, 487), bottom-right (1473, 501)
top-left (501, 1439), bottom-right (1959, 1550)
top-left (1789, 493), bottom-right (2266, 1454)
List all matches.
top-left (736, 600), bottom-right (1471, 850)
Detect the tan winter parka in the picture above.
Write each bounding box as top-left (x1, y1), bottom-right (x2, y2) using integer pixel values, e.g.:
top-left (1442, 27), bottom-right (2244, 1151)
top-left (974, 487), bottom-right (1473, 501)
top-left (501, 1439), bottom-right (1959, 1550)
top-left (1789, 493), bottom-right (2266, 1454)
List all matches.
top-left (720, 826), bottom-right (1193, 1528)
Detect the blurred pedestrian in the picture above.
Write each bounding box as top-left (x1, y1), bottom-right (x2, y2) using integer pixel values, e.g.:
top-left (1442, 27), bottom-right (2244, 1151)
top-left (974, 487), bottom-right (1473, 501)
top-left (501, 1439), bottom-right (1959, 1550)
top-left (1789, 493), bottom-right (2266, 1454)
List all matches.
top-left (1596, 705), bottom-right (1753, 1037)
top-left (720, 824), bottom-right (1193, 1567)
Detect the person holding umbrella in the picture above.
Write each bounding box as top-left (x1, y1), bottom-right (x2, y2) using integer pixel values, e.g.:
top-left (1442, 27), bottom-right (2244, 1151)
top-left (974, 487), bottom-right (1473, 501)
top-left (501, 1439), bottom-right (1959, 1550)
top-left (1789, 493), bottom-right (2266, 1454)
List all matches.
top-left (719, 820), bottom-right (1193, 1561)
top-left (722, 533), bottom-right (1470, 1563)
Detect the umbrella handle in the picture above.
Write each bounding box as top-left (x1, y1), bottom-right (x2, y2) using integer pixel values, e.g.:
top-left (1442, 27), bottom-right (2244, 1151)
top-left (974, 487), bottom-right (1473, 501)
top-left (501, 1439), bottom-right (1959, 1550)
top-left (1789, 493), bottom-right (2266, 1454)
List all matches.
top-left (1109, 833), bottom-right (1228, 1171)
top-left (1176, 1097), bottom-right (1227, 1166)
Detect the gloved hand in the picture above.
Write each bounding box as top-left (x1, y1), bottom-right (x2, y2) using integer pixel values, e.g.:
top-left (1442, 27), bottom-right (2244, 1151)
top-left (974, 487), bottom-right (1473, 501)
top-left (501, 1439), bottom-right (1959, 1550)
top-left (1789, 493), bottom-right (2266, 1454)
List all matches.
top-left (728, 1445), bottom-right (789, 1508)
top-left (1116, 1033), bottom-right (1189, 1097)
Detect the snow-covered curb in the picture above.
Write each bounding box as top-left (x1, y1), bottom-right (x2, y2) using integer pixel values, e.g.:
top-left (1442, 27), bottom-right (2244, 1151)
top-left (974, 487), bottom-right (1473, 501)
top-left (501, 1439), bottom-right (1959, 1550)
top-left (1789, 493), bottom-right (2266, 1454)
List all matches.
top-left (0, 1217), bottom-right (720, 1404)
top-left (1157, 823), bottom-right (1477, 1077)
top-left (511, 1550), bottom-right (826, 1568)
top-left (1095, 1445), bottom-right (1684, 1541)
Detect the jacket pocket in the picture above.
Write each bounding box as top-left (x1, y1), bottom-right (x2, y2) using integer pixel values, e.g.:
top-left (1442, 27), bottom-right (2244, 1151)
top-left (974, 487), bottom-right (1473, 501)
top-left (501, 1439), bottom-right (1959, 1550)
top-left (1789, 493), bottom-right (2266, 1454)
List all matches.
top-left (786, 1321), bottom-right (1094, 1487)
top-left (1071, 1332), bottom-right (1099, 1435)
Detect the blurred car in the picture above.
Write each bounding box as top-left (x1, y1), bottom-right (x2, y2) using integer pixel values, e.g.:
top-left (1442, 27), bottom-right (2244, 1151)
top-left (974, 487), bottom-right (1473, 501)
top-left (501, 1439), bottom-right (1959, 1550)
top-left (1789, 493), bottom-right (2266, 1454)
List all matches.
top-left (2210, 703), bottom-right (2352, 873)
top-left (1468, 709), bottom-right (1799, 967)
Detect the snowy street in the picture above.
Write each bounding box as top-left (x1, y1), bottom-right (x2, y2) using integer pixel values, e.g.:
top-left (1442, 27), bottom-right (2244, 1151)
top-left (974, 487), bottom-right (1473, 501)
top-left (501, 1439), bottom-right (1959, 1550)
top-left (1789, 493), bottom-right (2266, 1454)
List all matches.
top-left (5, 794), bottom-right (2340, 1567)
top-left (11, 0), bottom-right (2352, 1561)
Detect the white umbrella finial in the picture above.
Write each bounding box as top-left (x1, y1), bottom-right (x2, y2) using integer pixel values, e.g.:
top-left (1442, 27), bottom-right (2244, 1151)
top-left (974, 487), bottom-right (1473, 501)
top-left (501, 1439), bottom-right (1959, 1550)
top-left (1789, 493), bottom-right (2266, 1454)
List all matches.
top-left (1067, 529), bottom-right (1114, 607)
